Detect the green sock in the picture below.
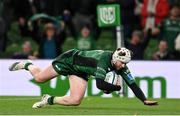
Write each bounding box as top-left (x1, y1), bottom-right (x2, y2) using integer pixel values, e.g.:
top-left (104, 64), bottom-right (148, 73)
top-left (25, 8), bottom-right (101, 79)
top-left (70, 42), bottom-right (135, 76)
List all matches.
top-left (24, 63), bottom-right (33, 70)
top-left (47, 96), bottom-right (55, 105)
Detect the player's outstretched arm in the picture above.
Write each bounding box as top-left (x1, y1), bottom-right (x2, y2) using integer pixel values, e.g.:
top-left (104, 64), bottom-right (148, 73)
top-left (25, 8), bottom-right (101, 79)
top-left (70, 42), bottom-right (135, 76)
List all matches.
top-left (128, 82), bottom-right (158, 106)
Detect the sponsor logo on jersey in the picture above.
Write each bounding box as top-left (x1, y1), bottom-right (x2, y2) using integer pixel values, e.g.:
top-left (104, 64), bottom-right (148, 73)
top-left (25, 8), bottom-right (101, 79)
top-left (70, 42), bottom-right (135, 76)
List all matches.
top-left (127, 73), bottom-right (134, 80)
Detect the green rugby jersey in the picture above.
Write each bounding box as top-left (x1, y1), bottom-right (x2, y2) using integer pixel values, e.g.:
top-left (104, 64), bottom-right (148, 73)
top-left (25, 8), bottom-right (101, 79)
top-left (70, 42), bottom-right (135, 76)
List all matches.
top-left (52, 49), bottom-right (135, 85)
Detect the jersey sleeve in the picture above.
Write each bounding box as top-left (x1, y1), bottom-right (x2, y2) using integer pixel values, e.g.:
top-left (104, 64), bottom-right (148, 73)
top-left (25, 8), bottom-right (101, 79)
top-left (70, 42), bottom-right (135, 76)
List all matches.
top-left (117, 66), bottom-right (135, 85)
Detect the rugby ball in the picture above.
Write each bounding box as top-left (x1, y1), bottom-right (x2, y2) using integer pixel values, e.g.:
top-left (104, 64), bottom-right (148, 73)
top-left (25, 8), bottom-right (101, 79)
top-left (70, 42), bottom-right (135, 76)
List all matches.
top-left (104, 71), bottom-right (121, 86)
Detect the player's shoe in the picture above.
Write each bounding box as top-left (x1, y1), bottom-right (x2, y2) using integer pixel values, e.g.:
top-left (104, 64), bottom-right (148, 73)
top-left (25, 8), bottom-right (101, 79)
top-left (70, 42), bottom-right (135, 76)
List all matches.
top-left (32, 94), bottom-right (51, 109)
top-left (9, 60), bottom-right (32, 71)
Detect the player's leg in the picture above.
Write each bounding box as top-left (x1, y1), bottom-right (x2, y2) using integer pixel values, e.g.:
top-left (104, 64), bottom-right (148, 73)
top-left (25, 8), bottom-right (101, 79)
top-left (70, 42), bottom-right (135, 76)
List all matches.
top-left (28, 64), bottom-right (58, 82)
top-left (52, 75), bottom-right (87, 106)
top-left (9, 60), bottom-right (58, 82)
top-left (32, 75), bottom-right (87, 108)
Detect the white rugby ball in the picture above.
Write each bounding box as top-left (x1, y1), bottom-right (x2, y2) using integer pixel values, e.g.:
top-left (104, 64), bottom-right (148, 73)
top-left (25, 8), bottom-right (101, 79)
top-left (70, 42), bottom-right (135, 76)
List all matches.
top-left (104, 71), bottom-right (121, 86)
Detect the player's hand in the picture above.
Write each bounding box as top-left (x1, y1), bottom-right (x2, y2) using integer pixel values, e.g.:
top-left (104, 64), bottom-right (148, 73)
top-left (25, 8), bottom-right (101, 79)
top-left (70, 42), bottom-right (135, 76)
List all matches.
top-left (144, 100), bottom-right (158, 106)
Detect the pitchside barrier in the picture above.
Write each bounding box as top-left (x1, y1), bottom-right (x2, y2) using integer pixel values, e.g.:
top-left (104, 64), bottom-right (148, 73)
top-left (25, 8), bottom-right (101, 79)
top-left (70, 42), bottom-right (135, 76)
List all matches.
top-left (0, 60), bottom-right (180, 98)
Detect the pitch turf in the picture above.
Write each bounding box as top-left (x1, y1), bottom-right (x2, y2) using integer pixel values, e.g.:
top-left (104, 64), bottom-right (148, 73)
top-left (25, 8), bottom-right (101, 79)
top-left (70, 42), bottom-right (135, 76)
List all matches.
top-left (0, 96), bottom-right (179, 115)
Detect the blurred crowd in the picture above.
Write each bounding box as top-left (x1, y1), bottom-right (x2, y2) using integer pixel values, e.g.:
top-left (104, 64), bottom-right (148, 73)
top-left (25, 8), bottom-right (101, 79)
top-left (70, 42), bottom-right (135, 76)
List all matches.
top-left (0, 0), bottom-right (179, 60)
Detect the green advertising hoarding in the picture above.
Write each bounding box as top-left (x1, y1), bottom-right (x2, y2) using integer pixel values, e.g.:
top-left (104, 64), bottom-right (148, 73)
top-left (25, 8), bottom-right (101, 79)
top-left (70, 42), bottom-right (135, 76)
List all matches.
top-left (97, 4), bottom-right (121, 27)
top-left (31, 76), bottom-right (167, 98)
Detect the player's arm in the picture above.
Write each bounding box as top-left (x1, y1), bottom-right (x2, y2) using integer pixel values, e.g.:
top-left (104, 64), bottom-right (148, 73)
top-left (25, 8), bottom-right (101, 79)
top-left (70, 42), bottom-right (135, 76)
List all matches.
top-left (95, 67), bottom-right (121, 93)
top-left (120, 72), bottom-right (147, 102)
top-left (118, 67), bottom-right (158, 106)
top-left (96, 78), bottom-right (121, 93)
top-left (127, 82), bottom-right (158, 106)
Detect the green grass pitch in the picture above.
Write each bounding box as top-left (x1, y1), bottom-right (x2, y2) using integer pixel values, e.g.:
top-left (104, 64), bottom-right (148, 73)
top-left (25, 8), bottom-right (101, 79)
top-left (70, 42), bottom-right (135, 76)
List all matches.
top-left (0, 96), bottom-right (179, 115)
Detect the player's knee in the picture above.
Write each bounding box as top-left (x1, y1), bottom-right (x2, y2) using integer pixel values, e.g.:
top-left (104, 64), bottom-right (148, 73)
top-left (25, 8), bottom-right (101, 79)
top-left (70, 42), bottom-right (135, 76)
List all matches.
top-left (34, 76), bottom-right (46, 83)
top-left (72, 100), bottom-right (81, 106)
top-left (71, 98), bottom-right (82, 106)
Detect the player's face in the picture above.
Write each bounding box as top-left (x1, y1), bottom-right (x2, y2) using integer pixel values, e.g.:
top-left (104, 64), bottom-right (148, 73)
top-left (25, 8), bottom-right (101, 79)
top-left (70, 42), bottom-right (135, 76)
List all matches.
top-left (114, 61), bottom-right (125, 70)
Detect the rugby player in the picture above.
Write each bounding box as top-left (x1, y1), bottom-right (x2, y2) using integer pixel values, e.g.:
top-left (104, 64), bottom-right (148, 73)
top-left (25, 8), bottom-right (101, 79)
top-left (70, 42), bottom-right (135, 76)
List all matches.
top-left (9, 47), bottom-right (158, 108)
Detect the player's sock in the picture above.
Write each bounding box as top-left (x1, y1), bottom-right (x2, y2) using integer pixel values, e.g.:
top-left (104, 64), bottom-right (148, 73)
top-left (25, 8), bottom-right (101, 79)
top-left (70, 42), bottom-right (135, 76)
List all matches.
top-left (47, 96), bottom-right (55, 105)
top-left (53, 97), bottom-right (60, 104)
top-left (24, 62), bottom-right (33, 71)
